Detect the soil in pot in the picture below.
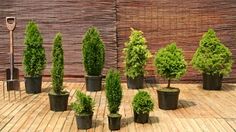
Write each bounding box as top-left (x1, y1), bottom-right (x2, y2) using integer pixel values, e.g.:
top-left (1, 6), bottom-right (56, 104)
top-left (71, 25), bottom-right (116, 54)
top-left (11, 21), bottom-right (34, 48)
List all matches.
top-left (108, 113), bottom-right (122, 130)
top-left (85, 75), bottom-right (102, 91)
top-left (48, 91), bottom-right (69, 111)
top-left (157, 87), bottom-right (180, 110)
top-left (76, 113), bottom-right (93, 129)
top-left (25, 76), bottom-right (42, 94)
top-left (134, 111), bottom-right (149, 124)
top-left (203, 73), bottom-right (223, 90)
top-left (127, 75), bottom-right (144, 89)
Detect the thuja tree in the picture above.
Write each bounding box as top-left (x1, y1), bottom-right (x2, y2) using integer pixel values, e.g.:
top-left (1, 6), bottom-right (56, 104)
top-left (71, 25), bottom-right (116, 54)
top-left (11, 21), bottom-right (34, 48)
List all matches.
top-left (82, 27), bottom-right (105, 76)
top-left (23, 21), bottom-right (46, 77)
top-left (191, 28), bottom-right (233, 75)
top-left (51, 33), bottom-right (64, 93)
top-left (123, 28), bottom-right (151, 79)
top-left (105, 69), bottom-right (122, 114)
top-left (154, 43), bottom-right (187, 88)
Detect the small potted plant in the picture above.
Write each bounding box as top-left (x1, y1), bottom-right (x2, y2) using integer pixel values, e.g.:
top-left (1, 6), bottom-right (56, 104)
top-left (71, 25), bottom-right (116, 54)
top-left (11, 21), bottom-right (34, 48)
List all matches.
top-left (123, 28), bottom-right (151, 89)
top-left (82, 27), bottom-right (105, 91)
top-left (23, 21), bottom-right (46, 94)
top-left (191, 29), bottom-right (233, 90)
top-left (48, 33), bottom-right (69, 111)
top-left (132, 91), bottom-right (154, 123)
top-left (71, 90), bottom-right (95, 129)
top-left (105, 69), bottom-right (122, 130)
top-left (154, 43), bottom-right (187, 110)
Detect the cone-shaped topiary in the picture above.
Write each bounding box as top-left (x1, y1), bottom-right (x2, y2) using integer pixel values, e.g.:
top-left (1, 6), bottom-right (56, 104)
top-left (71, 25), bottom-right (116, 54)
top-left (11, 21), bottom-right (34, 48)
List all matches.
top-left (51, 33), bottom-right (64, 94)
top-left (82, 27), bottom-right (105, 76)
top-left (123, 28), bottom-right (151, 79)
top-left (191, 28), bottom-right (233, 75)
top-left (132, 91), bottom-right (154, 114)
top-left (105, 69), bottom-right (122, 114)
top-left (154, 43), bottom-right (187, 88)
top-left (23, 21), bottom-right (46, 77)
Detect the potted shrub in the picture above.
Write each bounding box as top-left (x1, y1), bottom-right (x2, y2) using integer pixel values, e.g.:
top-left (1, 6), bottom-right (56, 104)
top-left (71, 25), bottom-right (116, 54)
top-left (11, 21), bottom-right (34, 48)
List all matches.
top-left (23, 21), bottom-right (46, 94)
top-left (105, 69), bottom-right (122, 130)
top-left (71, 90), bottom-right (95, 130)
top-left (191, 29), bottom-right (233, 90)
top-left (123, 28), bottom-right (151, 89)
top-left (132, 91), bottom-right (154, 123)
top-left (154, 43), bottom-right (187, 110)
top-left (48, 33), bottom-right (69, 111)
top-left (82, 27), bottom-right (105, 91)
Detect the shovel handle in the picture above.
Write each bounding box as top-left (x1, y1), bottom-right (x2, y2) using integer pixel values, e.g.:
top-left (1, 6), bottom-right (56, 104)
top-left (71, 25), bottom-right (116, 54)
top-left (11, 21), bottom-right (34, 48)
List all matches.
top-left (6, 17), bottom-right (16, 31)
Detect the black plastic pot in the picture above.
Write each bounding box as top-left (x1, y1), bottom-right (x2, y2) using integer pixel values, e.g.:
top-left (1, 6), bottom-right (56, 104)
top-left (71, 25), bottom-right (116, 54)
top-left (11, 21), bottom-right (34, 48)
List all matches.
top-left (127, 75), bottom-right (144, 89)
top-left (25, 76), bottom-right (42, 94)
top-left (48, 92), bottom-right (69, 111)
top-left (157, 87), bottom-right (180, 110)
top-left (203, 73), bottom-right (223, 90)
top-left (134, 111), bottom-right (149, 124)
top-left (85, 75), bottom-right (102, 91)
top-left (75, 113), bottom-right (93, 129)
top-left (108, 114), bottom-right (121, 130)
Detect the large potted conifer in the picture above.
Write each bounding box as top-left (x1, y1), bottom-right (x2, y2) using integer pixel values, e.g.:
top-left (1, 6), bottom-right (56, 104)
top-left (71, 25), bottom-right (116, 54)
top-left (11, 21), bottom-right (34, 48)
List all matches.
top-left (191, 29), bottom-right (233, 90)
top-left (123, 28), bottom-right (151, 89)
top-left (23, 21), bottom-right (46, 94)
top-left (154, 43), bottom-right (187, 110)
top-left (82, 27), bottom-right (105, 91)
top-left (48, 33), bottom-right (69, 111)
top-left (105, 69), bottom-right (122, 130)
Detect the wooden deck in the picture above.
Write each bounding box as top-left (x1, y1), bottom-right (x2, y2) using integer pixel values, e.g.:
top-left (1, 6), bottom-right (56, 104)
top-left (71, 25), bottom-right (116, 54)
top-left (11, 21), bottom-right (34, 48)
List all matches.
top-left (0, 82), bottom-right (236, 132)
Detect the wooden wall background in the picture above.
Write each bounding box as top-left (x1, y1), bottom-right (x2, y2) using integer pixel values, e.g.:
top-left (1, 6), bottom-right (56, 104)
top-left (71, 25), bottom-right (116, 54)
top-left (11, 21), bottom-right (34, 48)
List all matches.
top-left (0, 0), bottom-right (235, 82)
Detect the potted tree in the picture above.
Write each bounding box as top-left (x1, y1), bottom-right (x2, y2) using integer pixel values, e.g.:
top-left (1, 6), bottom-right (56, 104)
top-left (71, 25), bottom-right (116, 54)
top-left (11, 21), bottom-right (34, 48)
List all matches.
top-left (71, 90), bottom-right (95, 130)
top-left (48, 33), bottom-right (69, 111)
top-left (132, 91), bottom-right (154, 124)
top-left (105, 69), bottom-right (122, 130)
top-left (23, 21), bottom-right (46, 94)
top-left (154, 43), bottom-right (187, 110)
top-left (123, 28), bottom-right (151, 89)
top-left (191, 29), bottom-right (233, 90)
top-left (82, 27), bottom-right (105, 91)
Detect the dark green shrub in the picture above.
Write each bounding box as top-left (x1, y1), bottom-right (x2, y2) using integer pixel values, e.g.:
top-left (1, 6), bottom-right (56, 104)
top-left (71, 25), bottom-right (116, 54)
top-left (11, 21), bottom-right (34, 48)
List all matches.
top-left (154, 43), bottom-right (187, 88)
top-left (191, 29), bottom-right (233, 75)
top-left (82, 27), bottom-right (105, 76)
top-left (23, 21), bottom-right (46, 77)
top-left (105, 69), bottom-right (122, 114)
top-left (132, 91), bottom-right (154, 114)
top-left (51, 33), bottom-right (64, 94)
top-left (123, 28), bottom-right (151, 79)
top-left (71, 90), bottom-right (95, 115)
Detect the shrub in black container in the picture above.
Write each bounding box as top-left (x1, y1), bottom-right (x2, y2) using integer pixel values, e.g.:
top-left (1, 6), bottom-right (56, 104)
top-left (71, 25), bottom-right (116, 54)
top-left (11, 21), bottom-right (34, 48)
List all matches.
top-left (82, 27), bottom-right (105, 91)
top-left (123, 28), bottom-right (151, 89)
top-left (132, 91), bottom-right (154, 124)
top-left (23, 21), bottom-right (46, 94)
top-left (105, 69), bottom-right (123, 130)
top-left (71, 90), bottom-right (95, 130)
top-left (48, 33), bottom-right (69, 111)
top-left (191, 29), bottom-right (233, 90)
top-left (154, 43), bottom-right (187, 110)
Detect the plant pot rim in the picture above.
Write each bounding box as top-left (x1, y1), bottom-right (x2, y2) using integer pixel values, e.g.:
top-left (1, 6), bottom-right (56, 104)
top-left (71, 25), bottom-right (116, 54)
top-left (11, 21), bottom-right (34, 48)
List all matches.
top-left (24, 75), bottom-right (42, 78)
top-left (75, 112), bottom-right (93, 117)
top-left (85, 75), bottom-right (102, 77)
top-left (157, 87), bottom-right (180, 92)
top-left (48, 91), bottom-right (69, 96)
top-left (107, 113), bottom-right (122, 118)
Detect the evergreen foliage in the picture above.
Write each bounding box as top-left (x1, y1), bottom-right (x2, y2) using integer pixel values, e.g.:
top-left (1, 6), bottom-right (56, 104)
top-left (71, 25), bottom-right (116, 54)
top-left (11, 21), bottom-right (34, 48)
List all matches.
top-left (132, 91), bottom-right (154, 114)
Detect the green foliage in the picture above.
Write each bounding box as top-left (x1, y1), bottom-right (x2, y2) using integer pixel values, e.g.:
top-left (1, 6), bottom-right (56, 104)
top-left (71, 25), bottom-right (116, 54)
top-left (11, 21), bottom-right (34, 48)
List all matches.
top-left (132, 91), bottom-right (154, 114)
top-left (191, 29), bottom-right (233, 75)
top-left (105, 69), bottom-right (122, 114)
top-left (154, 43), bottom-right (187, 86)
top-left (71, 90), bottom-right (95, 115)
top-left (51, 33), bottom-right (64, 93)
top-left (23, 21), bottom-right (46, 77)
top-left (82, 27), bottom-right (105, 76)
top-left (123, 28), bottom-right (151, 79)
